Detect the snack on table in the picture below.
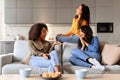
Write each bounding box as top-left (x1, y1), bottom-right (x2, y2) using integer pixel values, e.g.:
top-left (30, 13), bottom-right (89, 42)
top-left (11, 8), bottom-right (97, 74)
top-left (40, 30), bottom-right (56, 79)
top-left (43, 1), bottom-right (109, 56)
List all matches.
top-left (42, 72), bottom-right (50, 78)
top-left (42, 72), bottom-right (61, 78)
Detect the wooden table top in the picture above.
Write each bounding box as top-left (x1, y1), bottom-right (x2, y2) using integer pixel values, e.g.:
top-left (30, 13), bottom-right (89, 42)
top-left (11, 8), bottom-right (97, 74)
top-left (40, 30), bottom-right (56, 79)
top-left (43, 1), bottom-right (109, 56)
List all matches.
top-left (0, 74), bottom-right (120, 80)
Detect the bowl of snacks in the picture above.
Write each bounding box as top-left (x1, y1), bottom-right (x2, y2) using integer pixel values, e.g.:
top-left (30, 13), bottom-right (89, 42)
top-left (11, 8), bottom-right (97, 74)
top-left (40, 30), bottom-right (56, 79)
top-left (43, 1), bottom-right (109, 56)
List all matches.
top-left (40, 72), bottom-right (62, 80)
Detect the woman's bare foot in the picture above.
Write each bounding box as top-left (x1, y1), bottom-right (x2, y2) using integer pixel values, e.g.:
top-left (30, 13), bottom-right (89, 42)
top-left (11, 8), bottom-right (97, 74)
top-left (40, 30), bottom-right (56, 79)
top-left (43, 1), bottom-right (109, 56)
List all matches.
top-left (55, 65), bottom-right (61, 72)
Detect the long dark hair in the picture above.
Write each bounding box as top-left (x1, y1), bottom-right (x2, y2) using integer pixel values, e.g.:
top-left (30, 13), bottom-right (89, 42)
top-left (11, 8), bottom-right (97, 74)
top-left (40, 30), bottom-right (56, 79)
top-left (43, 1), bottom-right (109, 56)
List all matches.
top-left (75, 4), bottom-right (90, 28)
top-left (28, 23), bottom-right (48, 41)
top-left (78, 25), bottom-right (93, 48)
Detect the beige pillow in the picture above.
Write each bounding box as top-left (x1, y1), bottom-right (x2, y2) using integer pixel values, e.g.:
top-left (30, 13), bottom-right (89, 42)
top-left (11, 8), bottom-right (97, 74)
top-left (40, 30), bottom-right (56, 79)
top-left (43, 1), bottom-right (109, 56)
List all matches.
top-left (21, 52), bottom-right (32, 64)
top-left (101, 44), bottom-right (120, 65)
top-left (99, 41), bottom-right (108, 53)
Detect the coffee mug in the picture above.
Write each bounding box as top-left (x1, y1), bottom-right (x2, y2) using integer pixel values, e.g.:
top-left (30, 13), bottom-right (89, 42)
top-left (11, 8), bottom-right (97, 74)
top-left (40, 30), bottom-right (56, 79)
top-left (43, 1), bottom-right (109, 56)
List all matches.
top-left (19, 68), bottom-right (32, 78)
top-left (75, 69), bottom-right (88, 80)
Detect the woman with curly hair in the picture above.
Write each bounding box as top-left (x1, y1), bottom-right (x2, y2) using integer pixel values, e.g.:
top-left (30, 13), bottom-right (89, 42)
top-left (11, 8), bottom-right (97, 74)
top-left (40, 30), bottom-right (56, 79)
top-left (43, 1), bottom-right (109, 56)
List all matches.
top-left (28, 23), bottom-right (61, 72)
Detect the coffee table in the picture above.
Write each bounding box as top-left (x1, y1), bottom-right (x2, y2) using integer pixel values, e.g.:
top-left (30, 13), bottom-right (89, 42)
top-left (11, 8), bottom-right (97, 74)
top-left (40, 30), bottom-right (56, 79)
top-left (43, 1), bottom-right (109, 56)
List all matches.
top-left (0, 74), bottom-right (120, 80)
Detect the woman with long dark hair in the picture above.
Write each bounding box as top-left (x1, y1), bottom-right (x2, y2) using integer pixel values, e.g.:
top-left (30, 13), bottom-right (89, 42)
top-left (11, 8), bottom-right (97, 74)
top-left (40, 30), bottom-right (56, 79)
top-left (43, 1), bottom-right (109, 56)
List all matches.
top-left (69, 25), bottom-right (105, 71)
top-left (56, 4), bottom-right (90, 43)
top-left (28, 23), bottom-right (61, 73)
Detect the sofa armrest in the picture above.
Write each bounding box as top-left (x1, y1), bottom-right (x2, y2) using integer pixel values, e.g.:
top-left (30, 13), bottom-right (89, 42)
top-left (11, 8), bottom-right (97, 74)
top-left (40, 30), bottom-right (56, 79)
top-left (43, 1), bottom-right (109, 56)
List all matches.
top-left (0, 53), bottom-right (13, 74)
top-left (54, 44), bottom-right (62, 62)
top-left (54, 44), bottom-right (63, 72)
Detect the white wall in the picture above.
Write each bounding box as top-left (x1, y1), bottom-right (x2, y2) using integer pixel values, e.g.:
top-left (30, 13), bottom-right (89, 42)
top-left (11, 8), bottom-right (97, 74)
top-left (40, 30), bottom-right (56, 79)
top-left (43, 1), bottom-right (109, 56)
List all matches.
top-left (113, 0), bottom-right (120, 43)
top-left (97, 0), bottom-right (120, 44)
top-left (5, 24), bottom-right (97, 41)
top-left (5, 24), bottom-right (70, 41)
top-left (0, 0), bottom-right (5, 53)
top-left (0, 0), bottom-right (5, 41)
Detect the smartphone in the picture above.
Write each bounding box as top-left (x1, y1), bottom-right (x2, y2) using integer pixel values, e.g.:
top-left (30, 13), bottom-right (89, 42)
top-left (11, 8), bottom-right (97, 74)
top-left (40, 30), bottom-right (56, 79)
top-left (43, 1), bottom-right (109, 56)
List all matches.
top-left (48, 55), bottom-right (51, 59)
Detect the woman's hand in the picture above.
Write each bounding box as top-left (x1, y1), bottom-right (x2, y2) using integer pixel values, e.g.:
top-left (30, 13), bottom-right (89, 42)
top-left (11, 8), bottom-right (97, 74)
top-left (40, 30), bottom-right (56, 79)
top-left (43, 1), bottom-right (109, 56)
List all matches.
top-left (84, 41), bottom-right (89, 46)
top-left (54, 41), bottom-right (62, 45)
top-left (57, 34), bottom-right (66, 36)
top-left (80, 37), bottom-right (85, 46)
top-left (42, 54), bottom-right (49, 59)
top-left (80, 37), bottom-right (89, 46)
top-left (50, 41), bottom-right (62, 50)
top-left (52, 41), bottom-right (62, 47)
top-left (80, 37), bottom-right (85, 51)
top-left (57, 34), bottom-right (63, 36)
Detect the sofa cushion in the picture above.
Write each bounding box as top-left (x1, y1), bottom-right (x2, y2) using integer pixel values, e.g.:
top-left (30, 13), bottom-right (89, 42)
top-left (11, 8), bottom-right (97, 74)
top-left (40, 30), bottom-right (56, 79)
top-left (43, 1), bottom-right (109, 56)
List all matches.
top-left (63, 62), bottom-right (104, 74)
top-left (2, 62), bottom-right (48, 74)
top-left (99, 41), bottom-right (108, 53)
top-left (62, 41), bottom-right (108, 62)
top-left (104, 65), bottom-right (120, 74)
top-left (62, 42), bottom-right (77, 62)
top-left (21, 52), bottom-right (32, 64)
top-left (101, 44), bottom-right (120, 65)
top-left (13, 40), bottom-right (29, 61)
top-left (63, 62), bottom-right (120, 74)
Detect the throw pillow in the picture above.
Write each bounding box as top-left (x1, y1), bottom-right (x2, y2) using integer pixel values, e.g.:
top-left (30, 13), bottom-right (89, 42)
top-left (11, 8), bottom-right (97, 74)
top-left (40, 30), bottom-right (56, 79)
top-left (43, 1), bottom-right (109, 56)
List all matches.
top-left (21, 52), bottom-right (32, 64)
top-left (99, 41), bottom-right (108, 53)
top-left (101, 44), bottom-right (120, 65)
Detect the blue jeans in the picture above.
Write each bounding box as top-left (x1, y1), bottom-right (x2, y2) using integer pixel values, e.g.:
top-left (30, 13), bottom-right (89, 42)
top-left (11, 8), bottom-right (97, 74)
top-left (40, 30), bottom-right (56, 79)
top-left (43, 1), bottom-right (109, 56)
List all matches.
top-left (56, 34), bottom-right (79, 43)
top-left (29, 50), bottom-right (59, 72)
top-left (69, 49), bottom-right (101, 67)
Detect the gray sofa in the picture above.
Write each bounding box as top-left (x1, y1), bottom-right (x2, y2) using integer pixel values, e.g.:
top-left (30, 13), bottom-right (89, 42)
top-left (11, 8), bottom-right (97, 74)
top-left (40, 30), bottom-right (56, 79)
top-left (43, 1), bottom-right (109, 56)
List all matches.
top-left (0, 40), bottom-right (120, 74)
top-left (62, 42), bottom-right (120, 74)
top-left (0, 40), bottom-right (62, 74)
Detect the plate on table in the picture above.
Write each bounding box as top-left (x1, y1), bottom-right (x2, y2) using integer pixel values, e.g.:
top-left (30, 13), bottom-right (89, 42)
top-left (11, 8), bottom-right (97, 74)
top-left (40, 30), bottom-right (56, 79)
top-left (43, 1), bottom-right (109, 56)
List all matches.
top-left (40, 72), bottom-right (62, 80)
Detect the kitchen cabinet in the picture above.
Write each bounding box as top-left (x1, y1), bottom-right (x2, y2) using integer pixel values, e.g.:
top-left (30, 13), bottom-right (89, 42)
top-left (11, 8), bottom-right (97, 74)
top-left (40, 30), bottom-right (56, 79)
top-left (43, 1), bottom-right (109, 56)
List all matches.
top-left (96, 0), bottom-right (113, 22)
top-left (33, 0), bottom-right (57, 23)
top-left (5, 0), bottom-right (112, 24)
top-left (16, 0), bottom-right (33, 23)
top-left (57, 0), bottom-right (73, 23)
top-left (5, 0), bottom-right (17, 24)
top-left (5, 0), bottom-right (33, 24)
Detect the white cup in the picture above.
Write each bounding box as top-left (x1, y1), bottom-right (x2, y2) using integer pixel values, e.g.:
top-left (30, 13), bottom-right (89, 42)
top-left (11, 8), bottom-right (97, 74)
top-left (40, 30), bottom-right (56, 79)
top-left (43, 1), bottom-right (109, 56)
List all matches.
top-left (75, 69), bottom-right (88, 80)
top-left (19, 68), bottom-right (32, 78)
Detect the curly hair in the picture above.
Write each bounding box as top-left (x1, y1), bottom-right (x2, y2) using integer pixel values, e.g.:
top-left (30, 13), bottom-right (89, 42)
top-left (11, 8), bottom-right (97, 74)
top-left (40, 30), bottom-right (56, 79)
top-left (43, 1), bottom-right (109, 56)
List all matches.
top-left (28, 23), bottom-right (48, 41)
